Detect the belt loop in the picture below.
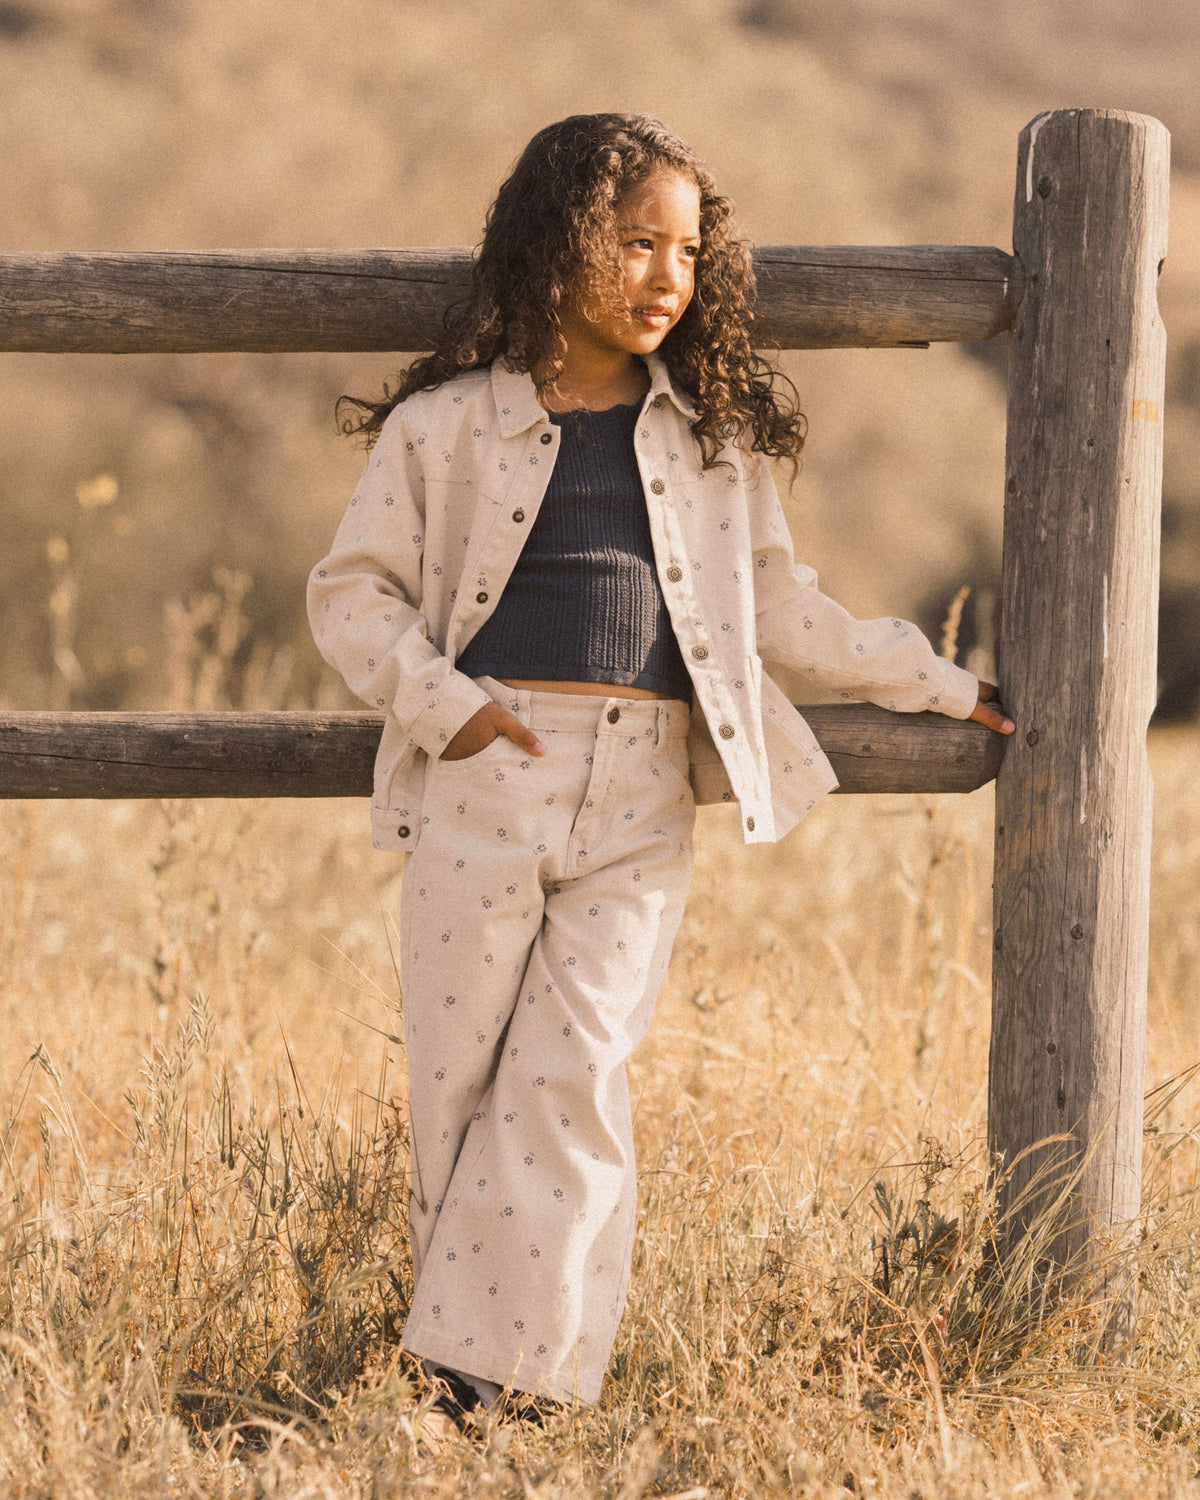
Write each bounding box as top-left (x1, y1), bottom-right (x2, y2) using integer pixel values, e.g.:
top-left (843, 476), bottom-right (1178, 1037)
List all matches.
top-left (655, 702), bottom-right (668, 748)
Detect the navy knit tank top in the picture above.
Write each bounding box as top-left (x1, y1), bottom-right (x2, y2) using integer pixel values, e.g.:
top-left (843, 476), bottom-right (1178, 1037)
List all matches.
top-left (454, 401), bottom-right (694, 702)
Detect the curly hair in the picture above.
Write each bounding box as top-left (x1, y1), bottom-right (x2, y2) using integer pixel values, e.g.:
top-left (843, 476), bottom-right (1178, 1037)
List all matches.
top-left (338, 113), bottom-right (806, 470)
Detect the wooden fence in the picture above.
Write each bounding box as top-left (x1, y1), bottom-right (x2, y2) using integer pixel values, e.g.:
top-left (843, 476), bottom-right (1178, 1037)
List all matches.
top-left (0, 109), bottom-right (1170, 1334)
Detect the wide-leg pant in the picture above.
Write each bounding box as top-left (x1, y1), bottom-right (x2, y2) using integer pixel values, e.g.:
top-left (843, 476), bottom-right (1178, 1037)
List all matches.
top-left (398, 676), bottom-right (696, 1405)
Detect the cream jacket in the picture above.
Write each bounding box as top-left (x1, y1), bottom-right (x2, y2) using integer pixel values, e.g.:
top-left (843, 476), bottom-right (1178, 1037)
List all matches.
top-left (308, 356), bottom-right (979, 851)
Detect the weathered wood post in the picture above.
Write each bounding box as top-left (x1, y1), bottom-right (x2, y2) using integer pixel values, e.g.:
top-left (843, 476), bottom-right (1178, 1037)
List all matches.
top-left (990, 110), bottom-right (1169, 1332)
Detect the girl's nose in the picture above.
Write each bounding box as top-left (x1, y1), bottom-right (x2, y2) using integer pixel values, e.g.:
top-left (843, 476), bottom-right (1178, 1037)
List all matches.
top-left (652, 253), bottom-right (689, 292)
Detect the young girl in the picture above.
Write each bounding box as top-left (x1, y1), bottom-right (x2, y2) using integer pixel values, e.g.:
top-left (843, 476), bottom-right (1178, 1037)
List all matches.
top-left (308, 113), bottom-right (1013, 1431)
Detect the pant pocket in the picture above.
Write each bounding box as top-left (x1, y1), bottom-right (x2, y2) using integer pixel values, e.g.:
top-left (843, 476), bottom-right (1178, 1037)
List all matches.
top-left (434, 729), bottom-right (518, 773)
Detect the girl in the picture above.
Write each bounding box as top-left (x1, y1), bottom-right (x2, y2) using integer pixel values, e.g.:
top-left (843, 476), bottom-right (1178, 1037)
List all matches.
top-left (308, 113), bottom-right (1013, 1432)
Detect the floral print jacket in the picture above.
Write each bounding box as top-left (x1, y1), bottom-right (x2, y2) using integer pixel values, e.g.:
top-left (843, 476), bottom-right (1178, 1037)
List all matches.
top-left (308, 355), bottom-right (979, 851)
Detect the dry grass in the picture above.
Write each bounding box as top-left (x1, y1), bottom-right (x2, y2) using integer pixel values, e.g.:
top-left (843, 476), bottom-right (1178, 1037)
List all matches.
top-left (2, 729), bottom-right (1200, 1497)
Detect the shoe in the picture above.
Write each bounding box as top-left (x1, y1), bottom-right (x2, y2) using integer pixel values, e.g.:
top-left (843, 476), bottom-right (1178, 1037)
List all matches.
top-left (427, 1363), bottom-right (486, 1431)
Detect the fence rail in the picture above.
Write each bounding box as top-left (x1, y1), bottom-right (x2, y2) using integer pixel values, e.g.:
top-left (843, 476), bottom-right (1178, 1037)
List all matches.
top-left (0, 245), bottom-right (1022, 353)
top-left (0, 705), bottom-right (1004, 799)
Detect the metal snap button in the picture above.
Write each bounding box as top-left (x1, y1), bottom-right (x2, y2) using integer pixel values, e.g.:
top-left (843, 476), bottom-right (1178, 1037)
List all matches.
top-left (398, 825), bottom-right (410, 839)
top-left (666, 565), bottom-right (683, 583)
top-left (691, 644), bottom-right (709, 660)
top-left (719, 723), bottom-right (735, 739)
top-left (649, 478), bottom-right (666, 494)
top-left (476, 591), bottom-right (488, 604)
top-left (746, 816), bottom-right (755, 832)
top-left (512, 509), bottom-right (525, 522)
top-left (540, 431), bottom-right (553, 445)
top-left (606, 707), bottom-right (620, 724)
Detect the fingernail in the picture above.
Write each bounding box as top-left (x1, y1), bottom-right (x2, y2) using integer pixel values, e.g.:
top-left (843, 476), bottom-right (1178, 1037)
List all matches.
top-left (1003, 720), bottom-right (1014, 733)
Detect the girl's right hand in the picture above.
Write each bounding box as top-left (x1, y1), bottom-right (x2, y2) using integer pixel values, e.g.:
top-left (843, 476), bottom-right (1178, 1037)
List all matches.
top-left (439, 702), bottom-right (547, 761)
top-left (970, 680), bottom-right (1015, 736)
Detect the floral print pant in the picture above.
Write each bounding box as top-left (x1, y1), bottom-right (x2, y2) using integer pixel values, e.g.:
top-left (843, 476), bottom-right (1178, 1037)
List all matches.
top-left (398, 677), bottom-right (696, 1405)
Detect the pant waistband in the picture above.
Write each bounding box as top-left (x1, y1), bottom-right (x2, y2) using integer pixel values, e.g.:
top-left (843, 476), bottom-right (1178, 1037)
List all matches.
top-left (473, 675), bottom-right (691, 741)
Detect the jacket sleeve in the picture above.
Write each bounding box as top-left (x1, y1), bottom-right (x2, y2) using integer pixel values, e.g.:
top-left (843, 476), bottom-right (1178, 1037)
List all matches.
top-left (307, 404), bottom-right (493, 757)
top-left (745, 456), bottom-right (979, 719)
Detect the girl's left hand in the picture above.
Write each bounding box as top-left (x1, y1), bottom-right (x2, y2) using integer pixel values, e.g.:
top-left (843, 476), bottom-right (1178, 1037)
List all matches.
top-left (970, 681), bottom-right (1015, 736)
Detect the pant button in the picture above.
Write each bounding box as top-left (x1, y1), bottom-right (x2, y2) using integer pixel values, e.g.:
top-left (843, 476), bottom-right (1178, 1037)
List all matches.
top-left (607, 707), bottom-right (620, 723)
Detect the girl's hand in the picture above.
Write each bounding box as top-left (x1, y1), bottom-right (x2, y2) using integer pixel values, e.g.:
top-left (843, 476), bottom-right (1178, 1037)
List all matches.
top-left (970, 680), bottom-right (1015, 736)
top-left (440, 702), bottom-right (547, 761)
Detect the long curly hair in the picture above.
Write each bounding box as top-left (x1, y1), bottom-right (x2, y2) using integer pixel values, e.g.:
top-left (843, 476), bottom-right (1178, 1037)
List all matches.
top-left (338, 113), bottom-right (806, 469)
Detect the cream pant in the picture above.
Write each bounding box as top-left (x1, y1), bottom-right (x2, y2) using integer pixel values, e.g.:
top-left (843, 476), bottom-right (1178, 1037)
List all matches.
top-left (398, 677), bottom-right (696, 1405)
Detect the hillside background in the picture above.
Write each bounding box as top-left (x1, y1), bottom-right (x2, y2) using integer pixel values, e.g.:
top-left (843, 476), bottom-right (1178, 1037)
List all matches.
top-left (1, 0), bottom-right (1196, 716)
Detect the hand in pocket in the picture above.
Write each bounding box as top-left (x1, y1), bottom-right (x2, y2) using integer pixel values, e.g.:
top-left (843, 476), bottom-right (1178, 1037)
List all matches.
top-left (440, 703), bottom-right (547, 761)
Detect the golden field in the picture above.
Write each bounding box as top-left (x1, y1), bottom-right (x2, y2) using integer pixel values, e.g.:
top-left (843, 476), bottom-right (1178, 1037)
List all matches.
top-left (3, 2), bottom-right (1200, 1494)
top-left (3, 728), bottom-right (1200, 1497)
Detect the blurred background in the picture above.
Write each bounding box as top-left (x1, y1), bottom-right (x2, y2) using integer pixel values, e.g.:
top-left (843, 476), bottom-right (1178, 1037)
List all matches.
top-left (1, 0), bottom-right (1196, 718)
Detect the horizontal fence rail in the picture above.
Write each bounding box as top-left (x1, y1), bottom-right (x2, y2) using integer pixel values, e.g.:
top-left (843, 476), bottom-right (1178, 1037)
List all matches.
top-left (0, 705), bottom-right (1004, 799)
top-left (0, 246), bottom-right (1023, 354)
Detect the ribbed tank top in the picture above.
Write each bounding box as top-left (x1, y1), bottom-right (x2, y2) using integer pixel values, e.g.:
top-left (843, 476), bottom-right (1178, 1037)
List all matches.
top-left (454, 401), bottom-right (694, 701)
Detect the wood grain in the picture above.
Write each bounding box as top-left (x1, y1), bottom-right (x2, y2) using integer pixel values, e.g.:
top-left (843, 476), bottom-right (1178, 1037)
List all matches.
top-left (990, 110), bottom-right (1169, 1327)
top-left (0, 245), bottom-right (1022, 353)
top-left (0, 705), bottom-right (1003, 799)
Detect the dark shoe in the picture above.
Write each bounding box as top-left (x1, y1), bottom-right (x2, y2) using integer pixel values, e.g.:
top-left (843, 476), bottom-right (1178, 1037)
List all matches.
top-left (427, 1363), bottom-right (485, 1431)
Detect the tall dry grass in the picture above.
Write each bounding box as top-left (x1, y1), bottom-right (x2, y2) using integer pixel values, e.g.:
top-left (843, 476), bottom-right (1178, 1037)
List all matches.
top-left (3, 726), bottom-right (1200, 1497)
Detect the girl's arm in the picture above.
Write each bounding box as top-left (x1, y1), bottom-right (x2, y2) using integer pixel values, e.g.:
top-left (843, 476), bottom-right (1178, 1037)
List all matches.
top-left (746, 458), bottom-right (981, 719)
top-left (307, 408), bottom-right (494, 758)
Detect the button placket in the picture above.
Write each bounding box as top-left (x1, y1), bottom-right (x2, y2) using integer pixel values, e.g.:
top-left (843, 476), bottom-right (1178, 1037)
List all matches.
top-left (446, 433), bottom-right (551, 654)
top-left (643, 428), bottom-right (766, 823)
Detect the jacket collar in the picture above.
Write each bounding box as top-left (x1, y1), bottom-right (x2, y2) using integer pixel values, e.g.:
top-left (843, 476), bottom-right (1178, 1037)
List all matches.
top-left (644, 354), bottom-right (697, 419)
top-left (489, 354), bottom-right (695, 439)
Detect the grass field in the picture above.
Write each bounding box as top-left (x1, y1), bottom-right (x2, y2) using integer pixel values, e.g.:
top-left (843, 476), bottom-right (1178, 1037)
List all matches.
top-left (3, 730), bottom-right (1200, 1497)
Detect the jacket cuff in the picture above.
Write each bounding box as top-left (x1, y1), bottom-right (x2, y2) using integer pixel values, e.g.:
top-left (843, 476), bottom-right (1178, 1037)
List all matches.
top-left (936, 659), bottom-right (981, 719)
top-left (405, 672), bottom-right (494, 759)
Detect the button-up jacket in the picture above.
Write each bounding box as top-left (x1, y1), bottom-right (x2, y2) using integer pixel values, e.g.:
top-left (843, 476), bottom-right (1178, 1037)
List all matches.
top-left (307, 356), bottom-right (979, 851)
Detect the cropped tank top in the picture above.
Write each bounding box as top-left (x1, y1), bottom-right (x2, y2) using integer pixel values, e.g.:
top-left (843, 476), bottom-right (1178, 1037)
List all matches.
top-left (454, 401), bottom-right (694, 702)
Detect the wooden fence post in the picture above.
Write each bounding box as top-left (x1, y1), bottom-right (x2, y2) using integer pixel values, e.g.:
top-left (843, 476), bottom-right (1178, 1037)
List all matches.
top-left (990, 110), bottom-right (1169, 1333)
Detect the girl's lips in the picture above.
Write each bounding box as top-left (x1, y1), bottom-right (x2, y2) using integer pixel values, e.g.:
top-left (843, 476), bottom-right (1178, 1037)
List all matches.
top-left (634, 307), bottom-right (672, 324)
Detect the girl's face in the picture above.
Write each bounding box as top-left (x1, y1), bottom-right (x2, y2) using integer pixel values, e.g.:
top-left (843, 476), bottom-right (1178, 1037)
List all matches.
top-left (562, 168), bottom-right (702, 366)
